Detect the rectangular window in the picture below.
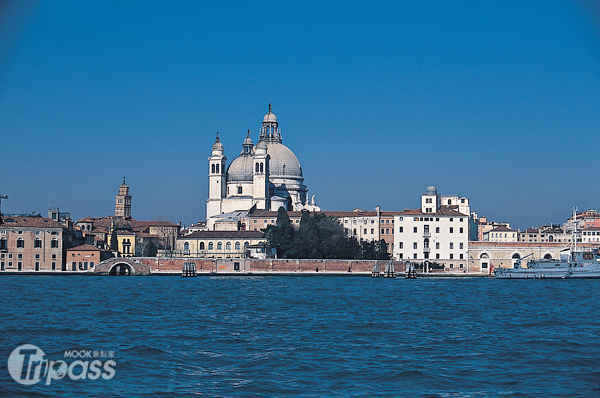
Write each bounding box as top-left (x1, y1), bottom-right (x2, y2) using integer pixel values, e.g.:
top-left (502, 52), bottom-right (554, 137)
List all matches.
top-left (450, 242), bottom-right (454, 249)
top-left (413, 227), bottom-right (417, 233)
top-left (399, 217), bottom-right (403, 221)
top-left (386, 229), bottom-right (389, 234)
top-left (9, 261), bottom-right (13, 267)
top-left (460, 218), bottom-right (463, 222)
top-left (481, 262), bottom-right (488, 269)
top-left (399, 227), bottom-right (403, 233)
top-left (413, 242), bottom-right (417, 249)
top-left (450, 227), bottom-right (454, 233)
top-left (399, 242), bottom-right (403, 249)
top-left (436, 242), bottom-right (439, 249)
top-left (90, 262), bottom-right (94, 268)
top-left (413, 253), bottom-right (417, 259)
top-left (34, 240), bottom-right (42, 248)
top-left (35, 254), bottom-right (40, 259)
top-left (17, 261), bottom-right (22, 270)
top-left (72, 262), bottom-right (76, 271)
top-left (424, 225), bottom-right (429, 233)
top-left (371, 228), bottom-right (374, 234)
top-left (0, 261), bottom-right (4, 271)
top-left (363, 229), bottom-right (367, 234)
top-left (459, 243), bottom-right (463, 249)
top-left (17, 254), bottom-right (22, 259)
top-left (353, 229), bottom-right (357, 235)
top-left (450, 254), bottom-right (454, 259)
top-left (399, 253), bottom-right (403, 259)
top-left (8, 254), bottom-right (13, 259)
top-left (35, 262), bottom-right (40, 271)
top-left (436, 218), bottom-right (439, 222)
top-left (436, 227), bottom-right (440, 233)
top-left (17, 240), bottom-right (24, 248)
top-left (51, 262), bottom-right (56, 271)
top-left (460, 227), bottom-right (464, 233)
top-left (459, 263), bottom-right (464, 269)
top-left (460, 254), bottom-right (464, 259)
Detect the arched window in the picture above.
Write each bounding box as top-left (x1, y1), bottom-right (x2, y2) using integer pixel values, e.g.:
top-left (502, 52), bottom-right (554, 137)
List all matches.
top-left (260, 162), bottom-right (264, 172)
top-left (235, 242), bottom-right (240, 250)
top-left (184, 242), bottom-right (189, 251)
top-left (17, 238), bottom-right (24, 248)
top-left (255, 163), bottom-right (259, 172)
top-left (208, 242), bottom-right (213, 250)
top-left (480, 253), bottom-right (489, 259)
top-left (548, 236), bottom-right (554, 242)
top-left (447, 199), bottom-right (451, 205)
top-left (244, 242), bottom-right (249, 249)
top-left (217, 242), bottom-right (222, 250)
top-left (34, 238), bottom-right (42, 248)
top-left (544, 253), bottom-right (552, 259)
top-left (0, 238), bottom-right (6, 250)
top-left (423, 238), bottom-right (429, 249)
top-left (226, 242), bottom-right (231, 250)
top-left (200, 242), bottom-right (205, 250)
top-left (212, 164), bottom-right (215, 173)
top-left (50, 239), bottom-right (58, 248)
top-left (512, 253), bottom-right (520, 259)
top-left (216, 164), bottom-right (219, 174)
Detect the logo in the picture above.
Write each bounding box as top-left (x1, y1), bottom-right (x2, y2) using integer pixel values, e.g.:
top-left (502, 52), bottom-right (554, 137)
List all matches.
top-left (7, 344), bottom-right (116, 385)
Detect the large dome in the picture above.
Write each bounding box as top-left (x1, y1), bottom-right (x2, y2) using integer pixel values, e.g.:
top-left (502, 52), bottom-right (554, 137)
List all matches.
top-left (266, 142), bottom-right (302, 178)
top-left (226, 155), bottom-right (253, 182)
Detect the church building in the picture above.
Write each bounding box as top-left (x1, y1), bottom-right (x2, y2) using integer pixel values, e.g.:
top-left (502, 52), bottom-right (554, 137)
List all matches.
top-left (206, 105), bottom-right (320, 222)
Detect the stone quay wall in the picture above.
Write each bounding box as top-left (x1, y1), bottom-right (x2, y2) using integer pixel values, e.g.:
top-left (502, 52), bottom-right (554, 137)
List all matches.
top-left (135, 257), bottom-right (406, 275)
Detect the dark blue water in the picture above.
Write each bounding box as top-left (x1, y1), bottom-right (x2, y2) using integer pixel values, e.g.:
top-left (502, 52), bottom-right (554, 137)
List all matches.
top-left (1, 276), bottom-right (599, 397)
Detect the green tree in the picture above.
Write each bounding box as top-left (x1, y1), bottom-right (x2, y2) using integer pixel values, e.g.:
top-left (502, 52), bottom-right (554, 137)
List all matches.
top-left (264, 207), bottom-right (295, 258)
top-left (109, 227), bottom-right (118, 251)
top-left (143, 241), bottom-right (158, 257)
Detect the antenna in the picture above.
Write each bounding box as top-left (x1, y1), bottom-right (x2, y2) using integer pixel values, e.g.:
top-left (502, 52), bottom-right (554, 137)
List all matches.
top-left (0, 194), bottom-right (7, 218)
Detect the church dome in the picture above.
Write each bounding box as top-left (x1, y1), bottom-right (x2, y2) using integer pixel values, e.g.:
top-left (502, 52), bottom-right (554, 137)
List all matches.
top-left (227, 155), bottom-right (253, 182)
top-left (265, 142), bottom-right (302, 178)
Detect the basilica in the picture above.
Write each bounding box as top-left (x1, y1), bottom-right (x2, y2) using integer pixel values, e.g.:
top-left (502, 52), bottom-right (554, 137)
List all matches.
top-left (206, 105), bottom-right (320, 222)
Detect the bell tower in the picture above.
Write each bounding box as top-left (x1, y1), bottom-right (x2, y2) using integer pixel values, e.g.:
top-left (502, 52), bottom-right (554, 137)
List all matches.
top-left (115, 177), bottom-right (132, 218)
top-left (206, 133), bottom-right (227, 219)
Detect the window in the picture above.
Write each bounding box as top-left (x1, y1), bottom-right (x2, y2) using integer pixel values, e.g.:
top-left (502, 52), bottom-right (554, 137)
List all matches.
top-left (450, 242), bottom-right (454, 249)
top-left (216, 164), bottom-right (219, 173)
top-left (436, 227), bottom-right (439, 233)
top-left (35, 254), bottom-right (40, 259)
top-left (212, 164), bottom-right (216, 173)
top-left (237, 186), bottom-right (242, 194)
top-left (450, 254), bottom-right (454, 259)
top-left (413, 253), bottom-right (417, 259)
top-left (399, 227), bottom-right (403, 233)
top-left (217, 242), bottom-right (222, 250)
top-left (371, 229), bottom-right (374, 234)
top-left (413, 227), bottom-right (417, 233)
top-left (481, 262), bottom-right (488, 269)
top-left (17, 262), bottom-right (22, 270)
top-left (52, 254), bottom-right (56, 259)
top-left (386, 229), bottom-right (389, 234)
top-left (353, 229), bottom-right (357, 235)
top-left (235, 242), bottom-right (240, 250)
top-left (460, 227), bottom-right (463, 233)
top-left (459, 243), bottom-right (463, 249)
top-left (0, 238), bottom-right (5, 250)
top-left (460, 218), bottom-right (463, 222)
top-left (447, 200), bottom-right (451, 205)
top-left (424, 225), bottom-right (429, 233)
top-left (17, 254), bottom-right (22, 259)
top-left (208, 242), bottom-right (214, 250)
top-left (17, 239), bottom-right (24, 248)
top-left (399, 253), bottom-right (403, 259)
top-left (413, 242), bottom-right (417, 249)
top-left (226, 242), bottom-right (231, 250)
top-left (481, 253), bottom-right (489, 259)
top-left (450, 227), bottom-right (454, 233)
top-left (399, 242), bottom-right (403, 249)
top-left (364, 229), bottom-right (367, 234)
top-left (450, 218), bottom-right (453, 222)
top-left (436, 242), bottom-right (440, 249)
top-left (459, 254), bottom-right (463, 259)
top-left (51, 239), bottom-right (58, 248)
top-left (1, 261), bottom-right (4, 271)
top-left (399, 217), bottom-right (403, 221)
top-left (34, 239), bottom-right (42, 248)
top-left (260, 163), bottom-right (264, 172)
top-left (200, 242), bottom-right (205, 250)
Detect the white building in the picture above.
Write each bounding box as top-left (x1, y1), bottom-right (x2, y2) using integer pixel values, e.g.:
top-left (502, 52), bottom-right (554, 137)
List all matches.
top-left (394, 186), bottom-right (470, 269)
top-left (206, 105), bottom-right (320, 229)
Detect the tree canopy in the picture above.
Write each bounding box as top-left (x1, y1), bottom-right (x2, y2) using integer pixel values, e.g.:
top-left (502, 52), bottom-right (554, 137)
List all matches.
top-left (263, 209), bottom-right (390, 260)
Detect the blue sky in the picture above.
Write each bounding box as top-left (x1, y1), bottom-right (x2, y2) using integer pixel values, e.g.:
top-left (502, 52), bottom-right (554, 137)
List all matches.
top-left (1, 0), bottom-right (599, 230)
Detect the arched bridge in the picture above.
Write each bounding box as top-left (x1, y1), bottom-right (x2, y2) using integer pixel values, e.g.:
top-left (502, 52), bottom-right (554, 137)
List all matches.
top-left (93, 257), bottom-right (151, 276)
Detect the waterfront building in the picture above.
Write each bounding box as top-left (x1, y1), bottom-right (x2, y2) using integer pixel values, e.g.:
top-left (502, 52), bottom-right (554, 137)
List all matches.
top-left (581, 226), bottom-right (600, 243)
top-left (518, 225), bottom-right (571, 243)
top-left (393, 186), bottom-right (470, 270)
top-left (0, 216), bottom-right (81, 272)
top-left (468, 241), bottom-right (598, 273)
top-left (174, 230), bottom-right (265, 258)
top-left (206, 105), bottom-right (320, 228)
top-left (65, 244), bottom-right (113, 271)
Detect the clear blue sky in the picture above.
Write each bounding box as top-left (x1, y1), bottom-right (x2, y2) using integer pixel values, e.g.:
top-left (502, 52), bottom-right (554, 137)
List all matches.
top-left (1, 0), bottom-right (599, 230)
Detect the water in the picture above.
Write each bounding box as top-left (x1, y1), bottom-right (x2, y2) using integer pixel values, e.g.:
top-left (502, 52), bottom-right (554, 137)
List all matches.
top-left (1, 276), bottom-right (599, 397)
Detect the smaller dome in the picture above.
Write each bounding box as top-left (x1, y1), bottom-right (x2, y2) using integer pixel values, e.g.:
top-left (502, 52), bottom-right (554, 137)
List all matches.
top-left (243, 130), bottom-right (253, 146)
top-left (212, 134), bottom-right (223, 151)
top-left (263, 103), bottom-right (277, 123)
top-left (255, 140), bottom-right (267, 154)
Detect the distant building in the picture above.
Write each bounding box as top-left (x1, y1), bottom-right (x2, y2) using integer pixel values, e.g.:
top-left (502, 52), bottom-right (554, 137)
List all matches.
top-left (581, 226), bottom-right (600, 244)
top-left (483, 225), bottom-right (517, 242)
top-left (0, 216), bottom-right (82, 272)
top-left (65, 244), bottom-right (113, 272)
top-left (393, 186), bottom-right (470, 270)
top-left (206, 105), bottom-right (320, 228)
top-left (518, 225), bottom-right (571, 243)
top-left (115, 177), bottom-right (132, 218)
top-left (175, 230), bottom-right (265, 258)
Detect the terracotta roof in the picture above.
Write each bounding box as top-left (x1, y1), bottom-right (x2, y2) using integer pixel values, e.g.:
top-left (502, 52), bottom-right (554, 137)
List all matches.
top-left (0, 217), bottom-right (63, 228)
top-left (182, 230), bottom-right (265, 239)
top-left (67, 244), bottom-right (110, 252)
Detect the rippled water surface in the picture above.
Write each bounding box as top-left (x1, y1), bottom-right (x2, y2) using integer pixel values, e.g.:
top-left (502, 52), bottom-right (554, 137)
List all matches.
top-left (1, 275), bottom-right (600, 397)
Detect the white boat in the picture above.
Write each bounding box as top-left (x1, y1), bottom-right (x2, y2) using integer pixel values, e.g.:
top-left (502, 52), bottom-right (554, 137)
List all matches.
top-left (494, 207), bottom-right (600, 279)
